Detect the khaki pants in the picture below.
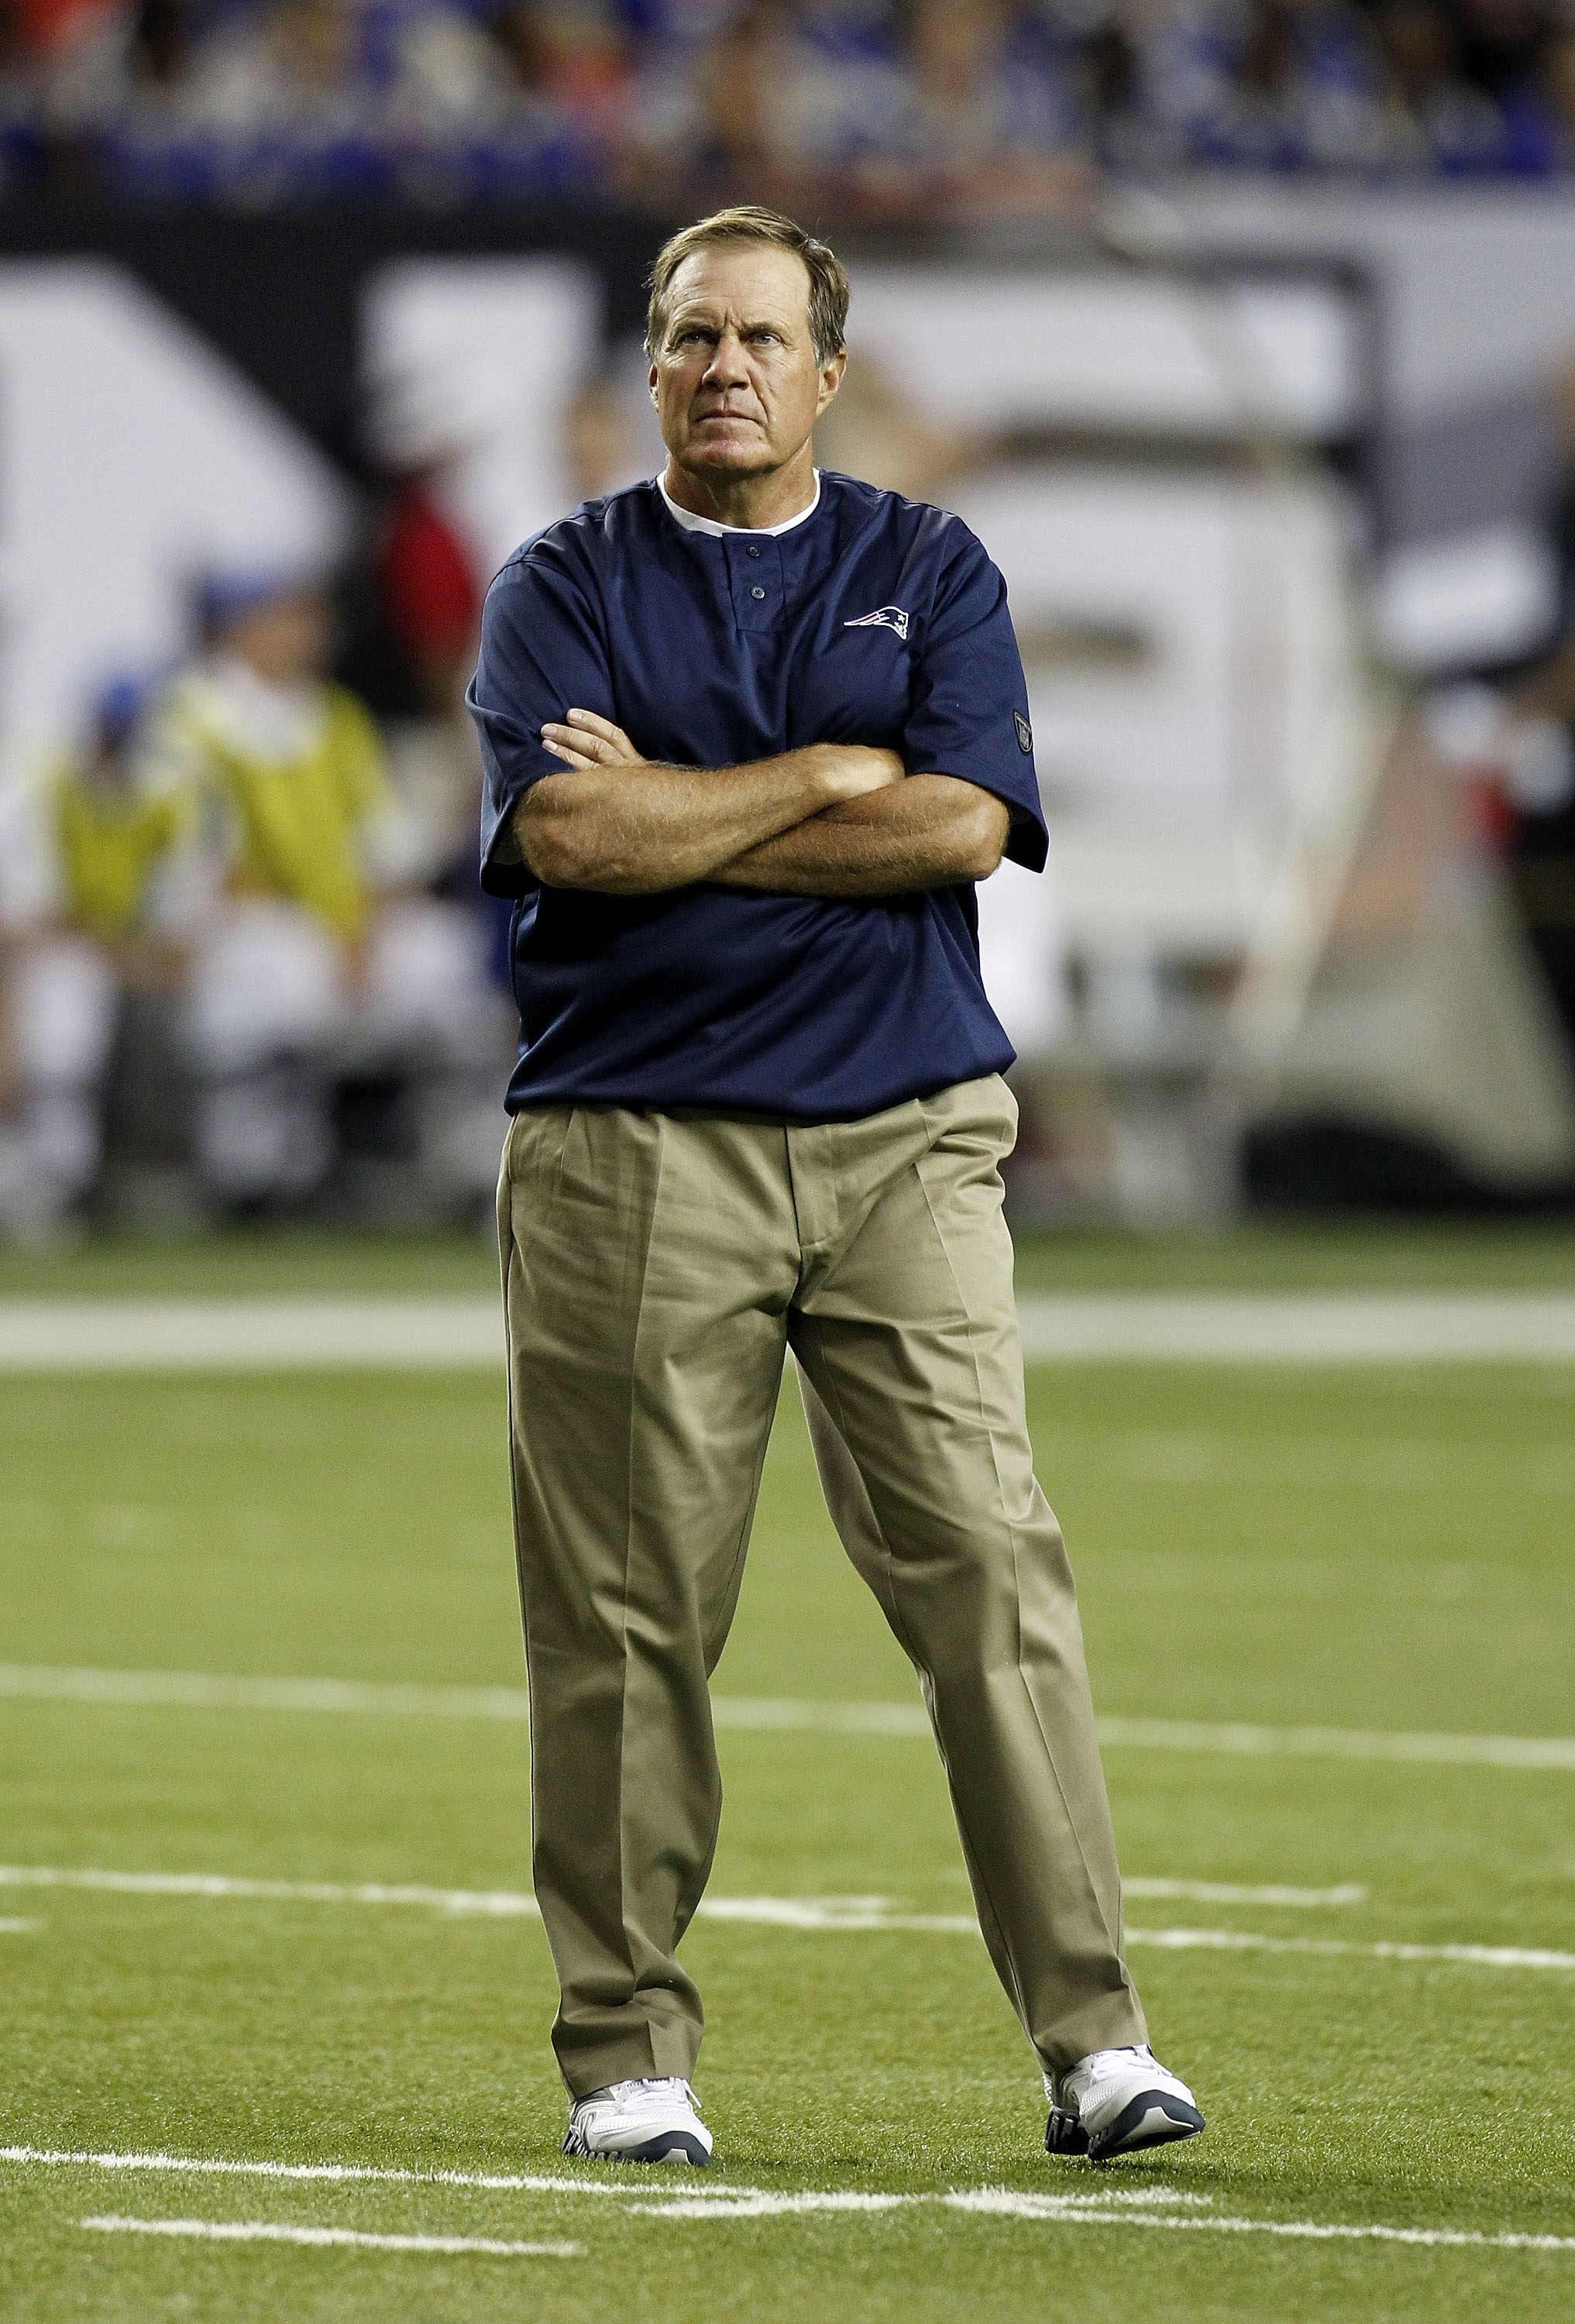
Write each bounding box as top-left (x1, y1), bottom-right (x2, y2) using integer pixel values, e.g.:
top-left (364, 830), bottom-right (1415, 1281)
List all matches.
top-left (497, 1074), bottom-right (1147, 2096)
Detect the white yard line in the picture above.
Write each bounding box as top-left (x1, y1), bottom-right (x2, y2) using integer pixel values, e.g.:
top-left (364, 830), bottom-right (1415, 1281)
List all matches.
top-left (1092, 1716), bottom-right (1575, 1770)
top-left (1123, 1927), bottom-right (1575, 1971)
top-left (0, 1864), bottom-right (544, 1915)
top-left (0, 2154), bottom-right (1563, 2257)
top-left (3, 2145), bottom-right (685, 2199)
top-left (0, 1865), bottom-right (1567, 1969)
top-left (81, 2215), bottom-right (581, 2257)
top-left (0, 1663), bottom-right (536, 1721)
top-left (1123, 1879), bottom-right (1365, 1906)
top-left (937, 2196), bottom-right (1575, 2251)
top-left (5, 1291), bottom-right (1575, 1370)
top-left (1015, 1294), bottom-right (1575, 1363)
top-left (0, 1300), bottom-right (505, 1371)
top-left (6, 1662), bottom-right (1575, 1773)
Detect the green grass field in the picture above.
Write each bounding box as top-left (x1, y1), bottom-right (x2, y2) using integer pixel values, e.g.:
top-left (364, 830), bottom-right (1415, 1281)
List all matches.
top-left (3, 1227), bottom-right (1574, 2320)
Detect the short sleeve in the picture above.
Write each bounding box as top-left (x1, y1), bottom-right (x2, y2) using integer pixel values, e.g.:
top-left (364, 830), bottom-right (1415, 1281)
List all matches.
top-left (903, 530), bottom-right (1047, 873)
top-left (467, 539), bottom-right (614, 898)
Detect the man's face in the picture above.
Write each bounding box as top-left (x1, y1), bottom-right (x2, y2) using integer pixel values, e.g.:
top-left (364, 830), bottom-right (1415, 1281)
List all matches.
top-left (650, 242), bottom-right (844, 483)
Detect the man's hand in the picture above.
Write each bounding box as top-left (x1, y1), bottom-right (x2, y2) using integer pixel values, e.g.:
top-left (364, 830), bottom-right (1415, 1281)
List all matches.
top-left (540, 709), bottom-right (645, 772)
top-left (514, 710), bottom-right (903, 892)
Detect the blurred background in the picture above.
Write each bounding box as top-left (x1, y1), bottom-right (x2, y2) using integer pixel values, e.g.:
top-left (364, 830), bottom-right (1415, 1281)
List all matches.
top-left (4, 0), bottom-right (1575, 1239)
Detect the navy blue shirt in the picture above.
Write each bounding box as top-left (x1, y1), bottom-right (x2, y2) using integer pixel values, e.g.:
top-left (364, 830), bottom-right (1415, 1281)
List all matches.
top-left (469, 469), bottom-right (1047, 1122)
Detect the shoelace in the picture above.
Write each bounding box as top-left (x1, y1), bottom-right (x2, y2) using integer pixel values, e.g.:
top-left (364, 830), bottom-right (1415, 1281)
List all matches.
top-left (610, 2076), bottom-right (698, 2111)
top-left (1085, 2045), bottom-right (1150, 2081)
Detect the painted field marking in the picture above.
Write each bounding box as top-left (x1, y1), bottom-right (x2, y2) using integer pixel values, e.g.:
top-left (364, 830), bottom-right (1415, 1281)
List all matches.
top-left (81, 2215), bottom-right (581, 2257)
top-left (937, 2194), bottom-right (1575, 2252)
top-left (0, 1663), bottom-right (535, 1722)
top-left (1124, 1927), bottom-right (1575, 1972)
top-left (635, 2185), bottom-right (1212, 2219)
top-left (2, 2154), bottom-right (1567, 2258)
top-left (0, 1866), bottom-right (1568, 1971)
top-left (0, 1864), bottom-right (543, 1916)
top-left (3, 2146), bottom-right (689, 2199)
top-left (0, 1299), bottom-right (505, 1372)
top-left (1015, 1294), bottom-right (1575, 1363)
top-left (1092, 1716), bottom-right (1575, 1769)
top-left (1123, 1879), bottom-right (1366, 1907)
top-left (5, 1292), bottom-right (1575, 1370)
top-left (5, 1664), bottom-right (1575, 1773)
top-left (0, 1917), bottom-right (36, 1932)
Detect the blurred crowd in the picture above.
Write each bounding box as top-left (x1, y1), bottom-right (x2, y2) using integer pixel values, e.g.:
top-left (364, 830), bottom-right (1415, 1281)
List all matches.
top-left (0, 450), bottom-right (517, 1240)
top-left (3, 0), bottom-right (1575, 210)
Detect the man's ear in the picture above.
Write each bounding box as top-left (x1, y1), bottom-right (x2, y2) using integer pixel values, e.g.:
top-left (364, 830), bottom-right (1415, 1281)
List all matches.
top-left (815, 349), bottom-right (848, 421)
top-left (648, 362), bottom-right (659, 403)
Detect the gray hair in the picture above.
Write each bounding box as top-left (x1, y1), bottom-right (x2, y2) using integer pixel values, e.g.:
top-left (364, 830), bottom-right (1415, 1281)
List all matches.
top-left (645, 205), bottom-right (850, 367)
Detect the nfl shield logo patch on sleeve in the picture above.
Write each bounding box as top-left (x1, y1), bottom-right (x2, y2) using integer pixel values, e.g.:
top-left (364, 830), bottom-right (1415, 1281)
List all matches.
top-left (1013, 710), bottom-right (1033, 754)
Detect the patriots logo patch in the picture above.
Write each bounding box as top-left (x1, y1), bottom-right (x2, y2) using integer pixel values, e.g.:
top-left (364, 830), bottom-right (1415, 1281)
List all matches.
top-left (1014, 710), bottom-right (1033, 755)
top-left (844, 605), bottom-right (910, 641)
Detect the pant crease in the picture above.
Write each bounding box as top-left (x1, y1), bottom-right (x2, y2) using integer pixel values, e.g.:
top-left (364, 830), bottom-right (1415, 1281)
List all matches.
top-left (912, 1149), bottom-right (1125, 1971)
top-left (616, 1115), bottom-right (668, 2030)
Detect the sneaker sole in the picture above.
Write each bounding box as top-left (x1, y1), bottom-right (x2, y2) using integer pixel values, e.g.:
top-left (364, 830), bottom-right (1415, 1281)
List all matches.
top-left (1044, 2106), bottom-right (1090, 2157)
top-left (1087, 2093), bottom-right (1205, 2161)
top-left (562, 2127), bottom-right (711, 2168)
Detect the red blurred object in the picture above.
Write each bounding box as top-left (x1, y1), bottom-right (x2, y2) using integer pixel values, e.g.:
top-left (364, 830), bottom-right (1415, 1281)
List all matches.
top-left (1460, 769), bottom-right (1516, 853)
top-left (11, 0), bottom-right (117, 55)
top-left (374, 480), bottom-right (481, 667)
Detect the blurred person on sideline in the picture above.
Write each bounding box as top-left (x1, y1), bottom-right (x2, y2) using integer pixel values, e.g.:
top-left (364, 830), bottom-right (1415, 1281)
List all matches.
top-left (1068, 5), bottom-right (1181, 174)
top-left (623, 0), bottom-right (847, 210)
top-left (472, 203), bottom-right (1202, 2170)
top-left (563, 366), bottom-right (654, 503)
top-left (141, 566), bottom-right (501, 1211)
top-left (486, 0), bottom-right (632, 138)
top-left (387, 1), bottom-right (620, 198)
top-left (1166, 0), bottom-right (1391, 173)
top-left (43, 0), bottom-right (203, 192)
top-left (0, 673), bottom-right (181, 1239)
top-left (810, 344), bottom-right (982, 505)
top-left (848, 0), bottom-right (1092, 221)
top-left (162, 0), bottom-right (386, 201)
top-left (361, 376), bottom-right (486, 722)
top-left (349, 373), bottom-right (519, 992)
top-left (1366, 0), bottom-right (1508, 173)
top-left (1451, 0), bottom-right (1549, 110)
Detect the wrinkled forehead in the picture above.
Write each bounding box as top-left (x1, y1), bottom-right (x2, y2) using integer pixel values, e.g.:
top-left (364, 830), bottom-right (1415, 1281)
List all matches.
top-left (661, 243), bottom-right (814, 339)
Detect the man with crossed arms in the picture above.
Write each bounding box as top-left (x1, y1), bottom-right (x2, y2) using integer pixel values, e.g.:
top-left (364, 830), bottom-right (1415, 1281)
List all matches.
top-left (469, 204), bottom-right (1202, 2170)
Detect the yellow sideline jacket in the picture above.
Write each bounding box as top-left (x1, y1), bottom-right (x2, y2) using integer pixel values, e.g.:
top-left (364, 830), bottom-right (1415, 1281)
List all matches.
top-left (51, 761), bottom-right (183, 943)
top-left (158, 676), bottom-right (393, 946)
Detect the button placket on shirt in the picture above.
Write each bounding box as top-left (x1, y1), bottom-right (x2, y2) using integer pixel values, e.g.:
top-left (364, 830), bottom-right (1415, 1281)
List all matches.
top-left (727, 534), bottom-right (783, 633)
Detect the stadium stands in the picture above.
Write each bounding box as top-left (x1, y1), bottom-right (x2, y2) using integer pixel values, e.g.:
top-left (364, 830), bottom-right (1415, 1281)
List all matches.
top-left (4, 0), bottom-right (1575, 211)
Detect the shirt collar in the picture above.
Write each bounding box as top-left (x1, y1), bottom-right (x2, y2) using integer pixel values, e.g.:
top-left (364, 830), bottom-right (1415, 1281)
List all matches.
top-left (657, 471), bottom-right (821, 539)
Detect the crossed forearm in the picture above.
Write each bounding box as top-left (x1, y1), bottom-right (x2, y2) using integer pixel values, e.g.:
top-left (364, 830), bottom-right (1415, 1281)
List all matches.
top-left (711, 776), bottom-right (1009, 896)
top-left (514, 738), bottom-right (899, 893)
top-left (514, 709), bottom-right (1006, 896)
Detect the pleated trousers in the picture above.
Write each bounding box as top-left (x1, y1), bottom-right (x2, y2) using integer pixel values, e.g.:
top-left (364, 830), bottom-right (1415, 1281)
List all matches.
top-left (497, 1072), bottom-right (1147, 2095)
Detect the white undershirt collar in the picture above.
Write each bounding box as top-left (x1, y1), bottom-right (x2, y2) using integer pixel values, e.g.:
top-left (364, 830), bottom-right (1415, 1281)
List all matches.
top-left (658, 470), bottom-right (821, 538)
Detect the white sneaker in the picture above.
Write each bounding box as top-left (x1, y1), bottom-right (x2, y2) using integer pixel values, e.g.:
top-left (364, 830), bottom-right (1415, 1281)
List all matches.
top-left (562, 2077), bottom-right (713, 2167)
top-left (1044, 2044), bottom-right (1205, 2161)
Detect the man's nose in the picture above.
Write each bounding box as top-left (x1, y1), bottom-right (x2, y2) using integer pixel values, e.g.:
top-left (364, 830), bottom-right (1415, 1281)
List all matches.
top-left (701, 330), bottom-right (751, 389)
